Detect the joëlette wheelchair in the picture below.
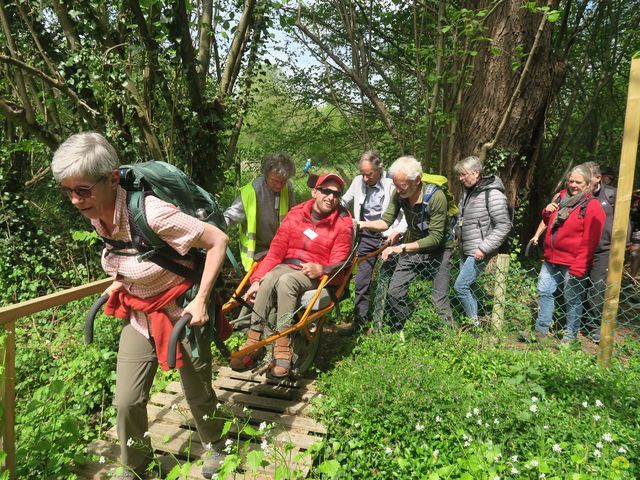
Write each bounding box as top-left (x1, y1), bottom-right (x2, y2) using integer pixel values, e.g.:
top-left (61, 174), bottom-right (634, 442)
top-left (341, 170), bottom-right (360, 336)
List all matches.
top-left (84, 227), bottom-right (385, 378)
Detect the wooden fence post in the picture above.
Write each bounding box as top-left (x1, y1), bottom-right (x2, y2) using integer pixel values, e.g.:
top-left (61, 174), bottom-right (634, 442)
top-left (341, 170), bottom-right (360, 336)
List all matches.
top-left (491, 254), bottom-right (511, 330)
top-left (0, 322), bottom-right (15, 480)
top-left (598, 57), bottom-right (640, 367)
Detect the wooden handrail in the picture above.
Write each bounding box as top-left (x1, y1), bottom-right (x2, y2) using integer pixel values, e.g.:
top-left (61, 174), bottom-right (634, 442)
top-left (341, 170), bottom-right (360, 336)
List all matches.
top-left (0, 278), bottom-right (112, 326)
top-left (0, 277), bottom-right (112, 479)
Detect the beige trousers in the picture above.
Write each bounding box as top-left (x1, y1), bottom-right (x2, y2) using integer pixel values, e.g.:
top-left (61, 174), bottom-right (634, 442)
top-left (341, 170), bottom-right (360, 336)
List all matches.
top-left (114, 323), bottom-right (224, 471)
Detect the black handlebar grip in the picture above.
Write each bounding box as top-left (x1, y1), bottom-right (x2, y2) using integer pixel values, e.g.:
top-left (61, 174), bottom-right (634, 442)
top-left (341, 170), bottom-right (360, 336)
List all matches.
top-left (85, 294), bottom-right (109, 344)
top-left (167, 314), bottom-right (192, 369)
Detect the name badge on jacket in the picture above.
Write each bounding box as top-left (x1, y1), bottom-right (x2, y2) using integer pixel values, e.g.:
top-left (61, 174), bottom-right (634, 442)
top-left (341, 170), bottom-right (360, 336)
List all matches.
top-left (304, 228), bottom-right (319, 240)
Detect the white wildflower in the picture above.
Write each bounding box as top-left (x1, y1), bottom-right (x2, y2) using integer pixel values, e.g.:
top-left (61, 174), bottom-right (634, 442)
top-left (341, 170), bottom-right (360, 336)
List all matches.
top-left (435, 416), bottom-right (442, 423)
top-left (531, 396), bottom-right (538, 402)
top-left (543, 425), bottom-right (549, 430)
top-left (552, 444), bottom-right (562, 453)
top-left (593, 449), bottom-right (602, 458)
top-left (433, 449), bottom-right (439, 457)
top-left (595, 399), bottom-right (603, 408)
top-left (593, 414), bottom-right (601, 421)
top-left (618, 446), bottom-right (627, 454)
top-left (529, 460), bottom-right (539, 468)
top-left (596, 441), bottom-right (603, 449)
top-left (473, 407), bottom-right (480, 415)
top-left (466, 411), bottom-right (473, 418)
top-left (171, 404), bottom-right (178, 411)
top-left (582, 401), bottom-right (589, 408)
top-left (477, 419), bottom-right (483, 426)
top-left (143, 431), bottom-right (150, 438)
top-left (202, 414), bottom-right (209, 421)
top-left (205, 442), bottom-right (213, 450)
top-left (539, 474), bottom-right (546, 479)
top-left (464, 440), bottom-right (471, 447)
top-left (462, 433), bottom-right (470, 441)
top-left (385, 447), bottom-right (392, 454)
top-left (511, 467), bottom-right (519, 474)
top-left (98, 456), bottom-right (106, 464)
top-left (355, 422), bottom-right (360, 428)
top-left (242, 406), bottom-right (248, 413)
top-left (126, 438), bottom-right (134, 447)
top-left (602, 433), bottom-right (613, 443)
top-left (493, 418), bottom-right (500, 425)
top-left (484, 422), bottom-right (489, 428)
top-left (216, 402), bottom-right (221, 409)
top-left (415, 422), bottom-right (425, 432)
top-left (493, 476), bottom-right (500, 480)
top-left (529, 403), bottom-right (538, 413)
top-left (261, 439), bottom-right (269, 451)
top-left (259, 421), bottom-right (267, 432)
top-left (510, 455), bottom-right (518, 462)
top-left (224, 439), bottom-right (234, 447)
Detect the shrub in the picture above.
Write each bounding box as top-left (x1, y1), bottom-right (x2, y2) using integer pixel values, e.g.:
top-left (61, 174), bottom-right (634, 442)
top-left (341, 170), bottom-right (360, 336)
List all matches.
top-left (313, 333), bottom-right (639, 479)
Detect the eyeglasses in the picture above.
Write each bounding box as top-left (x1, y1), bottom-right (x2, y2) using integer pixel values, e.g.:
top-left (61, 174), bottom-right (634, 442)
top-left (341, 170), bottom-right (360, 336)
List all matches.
top-left (59, 177), bottom-right (106, 198)
top-left (316, 187), bottom-right (342, 199)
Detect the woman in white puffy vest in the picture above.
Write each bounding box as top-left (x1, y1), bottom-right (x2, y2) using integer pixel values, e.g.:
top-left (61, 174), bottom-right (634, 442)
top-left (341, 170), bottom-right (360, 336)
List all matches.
top-left (454, 156), bottom-right (512, 323)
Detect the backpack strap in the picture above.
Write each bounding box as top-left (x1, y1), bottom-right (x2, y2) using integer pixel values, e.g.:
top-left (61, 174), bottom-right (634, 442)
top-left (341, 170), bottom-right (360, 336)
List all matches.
top-left (420, 184), bottom-right (441, 231)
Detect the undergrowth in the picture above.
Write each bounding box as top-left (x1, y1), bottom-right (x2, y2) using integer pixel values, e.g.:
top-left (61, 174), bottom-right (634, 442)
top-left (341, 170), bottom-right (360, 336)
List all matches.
top-left (313, 332), bottom-right (639, 479)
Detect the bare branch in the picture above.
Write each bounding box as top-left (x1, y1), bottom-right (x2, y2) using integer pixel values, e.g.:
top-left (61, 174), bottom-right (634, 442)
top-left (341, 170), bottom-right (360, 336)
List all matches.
top-left (0, 98), bottom-right (58, 148)
top-left (219, 0), bottom-right (257, 96)
top-left (197, 0), bottom-right (214, 90)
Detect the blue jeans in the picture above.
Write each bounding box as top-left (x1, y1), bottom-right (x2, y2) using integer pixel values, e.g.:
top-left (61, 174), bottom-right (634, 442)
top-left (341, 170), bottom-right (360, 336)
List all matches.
top-left (535, 262), bottom-right (586, 339)
top-left (454, 255), bottom-right (487, 320)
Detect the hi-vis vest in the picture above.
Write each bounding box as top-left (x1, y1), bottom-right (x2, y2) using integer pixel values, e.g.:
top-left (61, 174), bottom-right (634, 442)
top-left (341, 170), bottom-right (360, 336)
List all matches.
top-left (239, 181), bottom-right (290, 270)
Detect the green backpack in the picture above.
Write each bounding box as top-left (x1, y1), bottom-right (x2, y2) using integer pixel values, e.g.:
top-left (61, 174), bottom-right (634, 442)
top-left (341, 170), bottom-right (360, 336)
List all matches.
top-left (99, 161), bottom-right (239, 355)
top-left (104, 160), bottom-right (240, 279)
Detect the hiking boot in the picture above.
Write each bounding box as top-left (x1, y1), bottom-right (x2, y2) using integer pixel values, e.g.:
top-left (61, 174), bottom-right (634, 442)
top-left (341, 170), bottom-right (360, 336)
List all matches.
top-left (337, 322), bottom-right (365, 337)
top-left (202, 449), bottom-right (227, 479)
top-left (269, 335), bottom-right (292, 378)
top-left (229, 328), bottom-right (265, 371)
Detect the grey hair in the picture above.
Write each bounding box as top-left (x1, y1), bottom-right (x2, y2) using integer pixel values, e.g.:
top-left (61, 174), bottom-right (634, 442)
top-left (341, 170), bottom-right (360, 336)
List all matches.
top-left (569, 164), bottom-right (592, 185)
top-left (580, 161), bottom-right (601, 177)
top-left (454, 156), bottom-right (483, 174)
top-left (261, 152), bottom-right (295, 178)
top-left (388, 155), bottom-right (422, 181)
top-left (51, 132), bottom-right (119, 183)
top-left (359, 150), bottom-right (383, 170)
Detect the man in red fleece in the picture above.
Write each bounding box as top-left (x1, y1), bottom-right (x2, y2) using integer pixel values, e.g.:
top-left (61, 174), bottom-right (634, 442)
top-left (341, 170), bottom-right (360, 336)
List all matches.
top-left (230, 173), bottom-right (353, 377)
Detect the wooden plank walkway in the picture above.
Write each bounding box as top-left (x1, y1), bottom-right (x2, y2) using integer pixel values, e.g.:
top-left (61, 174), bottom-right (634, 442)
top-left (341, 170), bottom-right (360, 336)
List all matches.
top-left (79, 367), bottom-right (326, 479)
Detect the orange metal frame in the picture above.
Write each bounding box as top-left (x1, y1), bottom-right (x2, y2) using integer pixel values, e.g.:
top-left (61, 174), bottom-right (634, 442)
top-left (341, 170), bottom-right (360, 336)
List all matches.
top-left (224, 245), bottom-right (386, 361)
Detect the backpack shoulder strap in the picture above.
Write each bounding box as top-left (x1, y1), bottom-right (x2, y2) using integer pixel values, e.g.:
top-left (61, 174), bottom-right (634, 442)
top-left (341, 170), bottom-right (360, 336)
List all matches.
top-left (420, 183), bottom-right (441, 227)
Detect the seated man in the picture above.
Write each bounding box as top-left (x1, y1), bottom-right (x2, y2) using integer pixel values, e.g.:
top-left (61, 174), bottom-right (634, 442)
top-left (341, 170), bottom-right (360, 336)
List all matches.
top-left (230, 173), bottom-right (353, 378)
top-left (224, 152), bottom-right (296, 271)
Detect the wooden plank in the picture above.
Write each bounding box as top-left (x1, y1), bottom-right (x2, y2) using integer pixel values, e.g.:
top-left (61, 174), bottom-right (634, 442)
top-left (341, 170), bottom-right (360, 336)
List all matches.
top-left (0, 278), bottom-right (112, 325)
top-left (216, 366), bottom-right (318, 392)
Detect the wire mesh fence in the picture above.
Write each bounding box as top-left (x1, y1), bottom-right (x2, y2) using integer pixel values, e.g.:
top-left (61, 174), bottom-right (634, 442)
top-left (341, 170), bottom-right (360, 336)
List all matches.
top-left (363, 246), bottom-right (640, 344)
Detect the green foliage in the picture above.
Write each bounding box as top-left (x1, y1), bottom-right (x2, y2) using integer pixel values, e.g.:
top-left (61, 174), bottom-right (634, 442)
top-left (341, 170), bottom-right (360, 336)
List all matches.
top-left (15, 298), bottom-right (119, 478)
top-left (314, 333), bottom-right (639, 478)
top-left (0, 193), bottom-right (100, 305)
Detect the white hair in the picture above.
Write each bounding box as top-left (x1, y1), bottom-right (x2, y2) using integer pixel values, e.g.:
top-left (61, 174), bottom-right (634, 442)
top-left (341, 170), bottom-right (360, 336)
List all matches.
top-left (388, 155), bottom-right (422, 181)
top-left (51, 132), bottom-right (119, 182)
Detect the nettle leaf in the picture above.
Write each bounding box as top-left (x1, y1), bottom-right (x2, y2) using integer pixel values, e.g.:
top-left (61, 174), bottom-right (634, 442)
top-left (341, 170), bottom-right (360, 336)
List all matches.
top-left (245, 450), bottom-right (265, 472)
top-left (316, 459), bottom-right (340, 476)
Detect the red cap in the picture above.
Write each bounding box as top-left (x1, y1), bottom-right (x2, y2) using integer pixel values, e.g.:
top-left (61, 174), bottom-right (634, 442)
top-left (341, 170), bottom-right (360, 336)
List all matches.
top-left (315, 172), bottom-right (345, 191)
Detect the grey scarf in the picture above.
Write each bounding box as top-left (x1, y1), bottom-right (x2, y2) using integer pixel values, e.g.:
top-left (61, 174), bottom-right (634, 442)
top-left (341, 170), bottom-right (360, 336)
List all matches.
top-left (550, 190), bottom-right (590, 231)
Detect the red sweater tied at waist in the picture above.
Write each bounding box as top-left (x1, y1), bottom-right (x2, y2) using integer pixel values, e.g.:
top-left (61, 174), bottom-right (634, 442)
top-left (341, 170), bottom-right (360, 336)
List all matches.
top-left (105, 280), bottom-right (193, 370)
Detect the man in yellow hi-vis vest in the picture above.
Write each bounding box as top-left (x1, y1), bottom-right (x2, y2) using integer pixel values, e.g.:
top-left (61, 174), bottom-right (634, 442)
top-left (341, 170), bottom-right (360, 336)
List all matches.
top-left (224, 153), bottom-right (297, 271)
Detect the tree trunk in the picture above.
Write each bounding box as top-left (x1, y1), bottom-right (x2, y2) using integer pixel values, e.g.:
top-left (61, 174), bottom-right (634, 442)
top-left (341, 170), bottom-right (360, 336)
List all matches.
top-left (452, 0), bottom-right (564, 206)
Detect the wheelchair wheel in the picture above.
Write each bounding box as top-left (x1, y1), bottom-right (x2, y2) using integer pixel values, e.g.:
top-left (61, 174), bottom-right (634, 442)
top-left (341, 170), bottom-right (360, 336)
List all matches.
top-left (290, 318), bottom-right (323, 377)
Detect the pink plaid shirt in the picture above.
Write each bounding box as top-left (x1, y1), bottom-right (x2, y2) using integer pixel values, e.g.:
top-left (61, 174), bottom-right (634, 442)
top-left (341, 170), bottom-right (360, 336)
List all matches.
top-left (92, 186), bottom-right (205, 338)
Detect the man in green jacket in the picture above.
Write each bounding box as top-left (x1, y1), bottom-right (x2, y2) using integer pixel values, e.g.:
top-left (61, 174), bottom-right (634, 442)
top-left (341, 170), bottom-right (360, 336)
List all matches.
top-left (359, 155), bottom-right (453, 329)
top-left (224, 153), bottom-right (296, 271)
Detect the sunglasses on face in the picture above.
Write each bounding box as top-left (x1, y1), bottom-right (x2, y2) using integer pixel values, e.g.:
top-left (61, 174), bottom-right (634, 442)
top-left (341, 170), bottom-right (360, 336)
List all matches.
top-left (59, 176), bottom-right (106, 199)
top-left (316, 186), bottom-right (342, 199)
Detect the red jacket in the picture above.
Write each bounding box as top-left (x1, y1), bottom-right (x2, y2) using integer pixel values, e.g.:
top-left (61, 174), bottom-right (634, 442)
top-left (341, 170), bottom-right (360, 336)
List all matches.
top-left (251, 199), bottom-right (353, 285)
top-left (542, 192), bottom-right (605, 278)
